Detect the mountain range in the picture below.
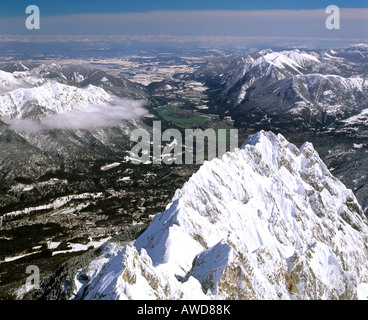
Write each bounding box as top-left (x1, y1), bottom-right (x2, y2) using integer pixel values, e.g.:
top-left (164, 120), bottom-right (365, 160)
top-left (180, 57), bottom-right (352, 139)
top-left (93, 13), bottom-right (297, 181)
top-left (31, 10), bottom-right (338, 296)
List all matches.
top-left (26, 131), bottom-right (368, 300)
top-left (0, 63), bottom-right (151, 212)
top-left (188, 45), bottom-right (368, 135)
top-left (2, 44), bottom-right (368, 300)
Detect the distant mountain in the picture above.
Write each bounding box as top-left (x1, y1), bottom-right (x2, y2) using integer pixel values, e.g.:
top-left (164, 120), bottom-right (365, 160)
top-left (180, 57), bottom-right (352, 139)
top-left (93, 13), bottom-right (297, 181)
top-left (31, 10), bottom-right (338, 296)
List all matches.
top-left (32, 131), bottom-right (368, 300)
top-left (0, 81), bottom-right (111, 120)
top-left (0, 62), bottom-right (149, 100)
top-left (190, 46), bottom-right (368, 135)
top-left (0, 64), bottom-right (150, 210)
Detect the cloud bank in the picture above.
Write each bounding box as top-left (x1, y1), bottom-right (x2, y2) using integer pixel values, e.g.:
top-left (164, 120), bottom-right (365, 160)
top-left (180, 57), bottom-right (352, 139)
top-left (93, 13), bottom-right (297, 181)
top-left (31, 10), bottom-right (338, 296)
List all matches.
top-left (4, 97), bottom-right (148, 132)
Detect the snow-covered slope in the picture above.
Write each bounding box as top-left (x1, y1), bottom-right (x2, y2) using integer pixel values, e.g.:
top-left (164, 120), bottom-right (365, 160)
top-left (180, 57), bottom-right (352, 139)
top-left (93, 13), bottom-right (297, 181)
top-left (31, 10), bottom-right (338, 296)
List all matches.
top-left (248, 50), bottom-right (319, 76)
top-left (0, 80), bottom-right (112, 119)
top-left (0, 64), bottom-right (149, 122)
top-left (73, 131), bottom-right (368, 300)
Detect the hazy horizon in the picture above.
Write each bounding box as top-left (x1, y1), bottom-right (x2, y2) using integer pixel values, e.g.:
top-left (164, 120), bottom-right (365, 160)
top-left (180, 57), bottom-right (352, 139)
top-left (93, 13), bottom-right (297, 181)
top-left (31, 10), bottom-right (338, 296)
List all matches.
top-left (0, 1), bottom-right (367, 42)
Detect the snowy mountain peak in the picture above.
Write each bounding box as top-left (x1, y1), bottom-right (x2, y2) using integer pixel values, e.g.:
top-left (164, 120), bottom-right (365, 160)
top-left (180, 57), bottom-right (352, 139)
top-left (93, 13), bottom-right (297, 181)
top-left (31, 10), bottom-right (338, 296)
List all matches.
top-left (73, 131), bottom-right (368, 300)
top-left (282, 50), bottom-right (320, 66)
top-left (351, 43), bottom-right (368, 49)
top-left (251, 50), bottom-right (319, 73)
top-left (31, 63), bottom-right (64, 76)
top-left (0, 80), bottom-right (112, 119)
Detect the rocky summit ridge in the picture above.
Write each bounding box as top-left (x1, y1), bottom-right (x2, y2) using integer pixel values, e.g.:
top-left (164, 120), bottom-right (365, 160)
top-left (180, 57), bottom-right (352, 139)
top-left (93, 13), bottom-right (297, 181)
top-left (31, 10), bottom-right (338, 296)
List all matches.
top-left (31, 131), bottom-right (368, 300)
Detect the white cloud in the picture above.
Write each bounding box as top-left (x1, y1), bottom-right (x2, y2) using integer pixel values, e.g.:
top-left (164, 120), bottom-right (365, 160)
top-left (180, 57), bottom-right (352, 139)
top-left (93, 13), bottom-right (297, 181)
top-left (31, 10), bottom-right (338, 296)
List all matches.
top-left (4, 97), bottom-right (148, 132)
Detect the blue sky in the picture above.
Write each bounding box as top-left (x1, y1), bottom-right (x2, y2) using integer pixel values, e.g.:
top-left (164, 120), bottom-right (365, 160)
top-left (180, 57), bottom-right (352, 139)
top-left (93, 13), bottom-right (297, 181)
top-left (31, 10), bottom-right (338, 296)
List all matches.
top-left (1, 0), bottom-right (367, 17)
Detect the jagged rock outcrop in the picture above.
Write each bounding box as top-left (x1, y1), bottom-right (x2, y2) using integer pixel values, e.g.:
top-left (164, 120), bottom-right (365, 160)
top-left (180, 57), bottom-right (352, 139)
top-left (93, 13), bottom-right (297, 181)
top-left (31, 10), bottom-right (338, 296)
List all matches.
top-left (37, 131), bottom-right (368, 300)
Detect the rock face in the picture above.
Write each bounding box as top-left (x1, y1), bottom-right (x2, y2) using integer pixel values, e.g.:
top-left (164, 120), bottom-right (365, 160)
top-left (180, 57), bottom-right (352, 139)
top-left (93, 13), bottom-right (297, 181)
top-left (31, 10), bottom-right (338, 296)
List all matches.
top-left (55, 131), bottom-right (368, 300)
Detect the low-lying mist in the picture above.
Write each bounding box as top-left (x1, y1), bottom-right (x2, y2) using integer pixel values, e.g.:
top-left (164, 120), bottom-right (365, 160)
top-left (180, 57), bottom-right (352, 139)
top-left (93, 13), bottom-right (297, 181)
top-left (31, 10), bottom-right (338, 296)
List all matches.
top-left (2, 97), bottom-right (148, 132)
